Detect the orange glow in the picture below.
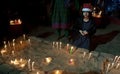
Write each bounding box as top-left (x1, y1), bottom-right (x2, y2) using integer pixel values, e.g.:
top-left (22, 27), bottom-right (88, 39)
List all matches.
top-left (10, 19), bottom-right (22, 25)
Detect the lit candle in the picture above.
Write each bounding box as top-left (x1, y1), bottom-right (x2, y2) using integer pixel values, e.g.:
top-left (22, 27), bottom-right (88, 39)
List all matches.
top-left (93, 7), bottom-right (96, 10)
top-left (28, 39), bottom-right (31, 44)
top-left (23, 34), bottom-right (26, 40)
top-left (83, 52), bottom-right (86, 58)
top-left (52, 41), bottom-right (55, 48)
top-left (4, 45), bottom-right (7, 49)
top-left (111, 62), bottom-right (114, 69)
top-left (12, 43), bottom-right (15, 50)
top-left (32, 61), bottom-right (35, 71)
top-left (44, 57), bottom-right (52, 64)
top-left (116, 63), bottom-right (120, 69)
top-left (106, 63), bottom-right (110, 73)
top-left (113, 56), bottom-right (118, 63)
top-left (69, 58), bottom-right (75, 65)
top-left (99, 11), bottom-right (102, 15)
top-left (20, 63), bottom-right (26, 68)
top-left (88, 53), bottom-right (92, 59)
top-left (116, 56), bottom-right (120, 63)
top-left (12, 39), bottom-right (15, 43)
top-left (3, 41), bottom-right (6, 45)
top-left (36, 72), bottom-right (39, 74)
top-left (59, 42), bottom-right (62, 49)
top-left (66, 44), bottom-right (69, 51)
top-left (14, 59), bottom-right (19, 65)
top-left (54, 70), bottom-right (63, 74)
top-left (20, 58), bottom-right (23, 62)
top-left (56, 42), bottom-right (58, 49)
top-left (8, 41), bottom-right (11, 47)
top-left (20, 41), bottom-right (23, 45)
top-left (70, 46), bottom-right (74, 54)
top-left (1, 49), bottom-right (7, 56)
top-left (12, 51), bottom-right (15, 56)
top-left (18, 19), bottom-right (22, 24)
top-left (28, 59), bottom-right (31, 71)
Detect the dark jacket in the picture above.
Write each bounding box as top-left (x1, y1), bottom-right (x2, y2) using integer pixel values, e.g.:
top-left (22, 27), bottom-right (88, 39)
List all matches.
top-left (72, 16), bottom-right (96, 39)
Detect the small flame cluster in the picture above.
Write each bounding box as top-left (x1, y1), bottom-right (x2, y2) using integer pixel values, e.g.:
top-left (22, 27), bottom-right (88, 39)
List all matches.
top-left (10, 58), bottom-right (27, 68)
top-left (10, 19), bottom-right (22, 25)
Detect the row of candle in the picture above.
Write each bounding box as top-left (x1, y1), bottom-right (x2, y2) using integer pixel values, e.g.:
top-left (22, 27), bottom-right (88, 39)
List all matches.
top-left (52, 41), bottom-right (62, 49)
top-left (10, 58), bottom-right (27, 68)
top-left (0, 35), bottom-right (31, 57)
top-left (105, 56), bottom-right (120, 73)
top-left (52, 42), bottom-right (76, 55)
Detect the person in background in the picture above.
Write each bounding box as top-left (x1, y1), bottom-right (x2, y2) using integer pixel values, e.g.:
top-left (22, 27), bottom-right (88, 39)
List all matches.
top-left (71, 3), bottom-right (96, 51)
top-left (50, 0), bottom-right (70, 40)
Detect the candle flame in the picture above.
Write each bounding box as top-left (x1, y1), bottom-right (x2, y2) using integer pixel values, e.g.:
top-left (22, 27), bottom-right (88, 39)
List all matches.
top-left (69, 58), bottom-right (75, 65)
top-left (1, 49), bottom-right (7, 55)
top-left (45, 57), bottom-right (52, 64)
top-left (54, 70), bottom-right (63, 74)
top-left (10, 58), bottom-right (27, 68)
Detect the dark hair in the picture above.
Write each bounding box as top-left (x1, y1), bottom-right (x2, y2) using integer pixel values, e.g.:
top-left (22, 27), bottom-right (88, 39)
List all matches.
top-left (81, 11), bottom-right (92, 19)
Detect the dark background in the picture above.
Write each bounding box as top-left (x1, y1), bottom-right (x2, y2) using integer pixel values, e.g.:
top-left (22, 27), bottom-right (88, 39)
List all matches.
top-left (0, 0), bottom-right (119, 45)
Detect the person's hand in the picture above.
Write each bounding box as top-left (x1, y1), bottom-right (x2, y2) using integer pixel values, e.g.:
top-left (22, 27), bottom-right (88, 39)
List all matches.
top-left (83, 30), bottom-right (88, 35)
top-left (79, 30), bottom-right (84, 36)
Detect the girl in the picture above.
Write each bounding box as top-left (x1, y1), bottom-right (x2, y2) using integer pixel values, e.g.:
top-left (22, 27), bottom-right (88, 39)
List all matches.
top-left (72, 3), bottom-right (96, 51)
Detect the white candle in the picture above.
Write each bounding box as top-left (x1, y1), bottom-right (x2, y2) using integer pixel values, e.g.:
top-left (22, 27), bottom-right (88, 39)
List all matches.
top-left (106, 63), bottom-right (110, 73)
top-left (116, 56), bottom-right (120, 63)
top-left (52, 42), bottom-right (55, 48)
top-left (13, 43), bottom-right (15, 50)
top-left (13, 39), bottom-right (15, 43)
top-left (28, 39), bottom-right (31, 44)
top-left (113, 56), bottom-right (118, 63)
top-left (83, 52), bottom-right (86, 58)
top-left (88, 53), bottom-right (92, 59)
top-left (20, 58), bottom-right (23, 62)
top-left (1, 49), bottom-right (7, 56)
top-left (20, 41), bottom-right (23, 45)
top-left (12, 51), bottom-right (15, 56)
top-left (28, 59), bottom-right (31, 71)
top-left (23, 34), bottom-right (26, 40)
top-left (116, 63), bottom-right (120, 69)
top-left (4, 45), bottom-right (7, 49)
top-left (32, 61), bottom-right (35, 71)
top-left (56, 42), bottom-right (58, 49)
top-left (67, 44), bottom-right (69, 51)
top-left (8, 41), bottom-right (11, 47)
top-left (111, 62), bottom-right (114, 69)
top-left (3, 41), bottom-right (6, 45)
top-left (59, 42), bottom-right (62, 49)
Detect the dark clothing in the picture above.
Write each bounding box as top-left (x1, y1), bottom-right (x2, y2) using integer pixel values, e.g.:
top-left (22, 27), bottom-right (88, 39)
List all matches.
top-left (71, 17), bottom-right (96, 50)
